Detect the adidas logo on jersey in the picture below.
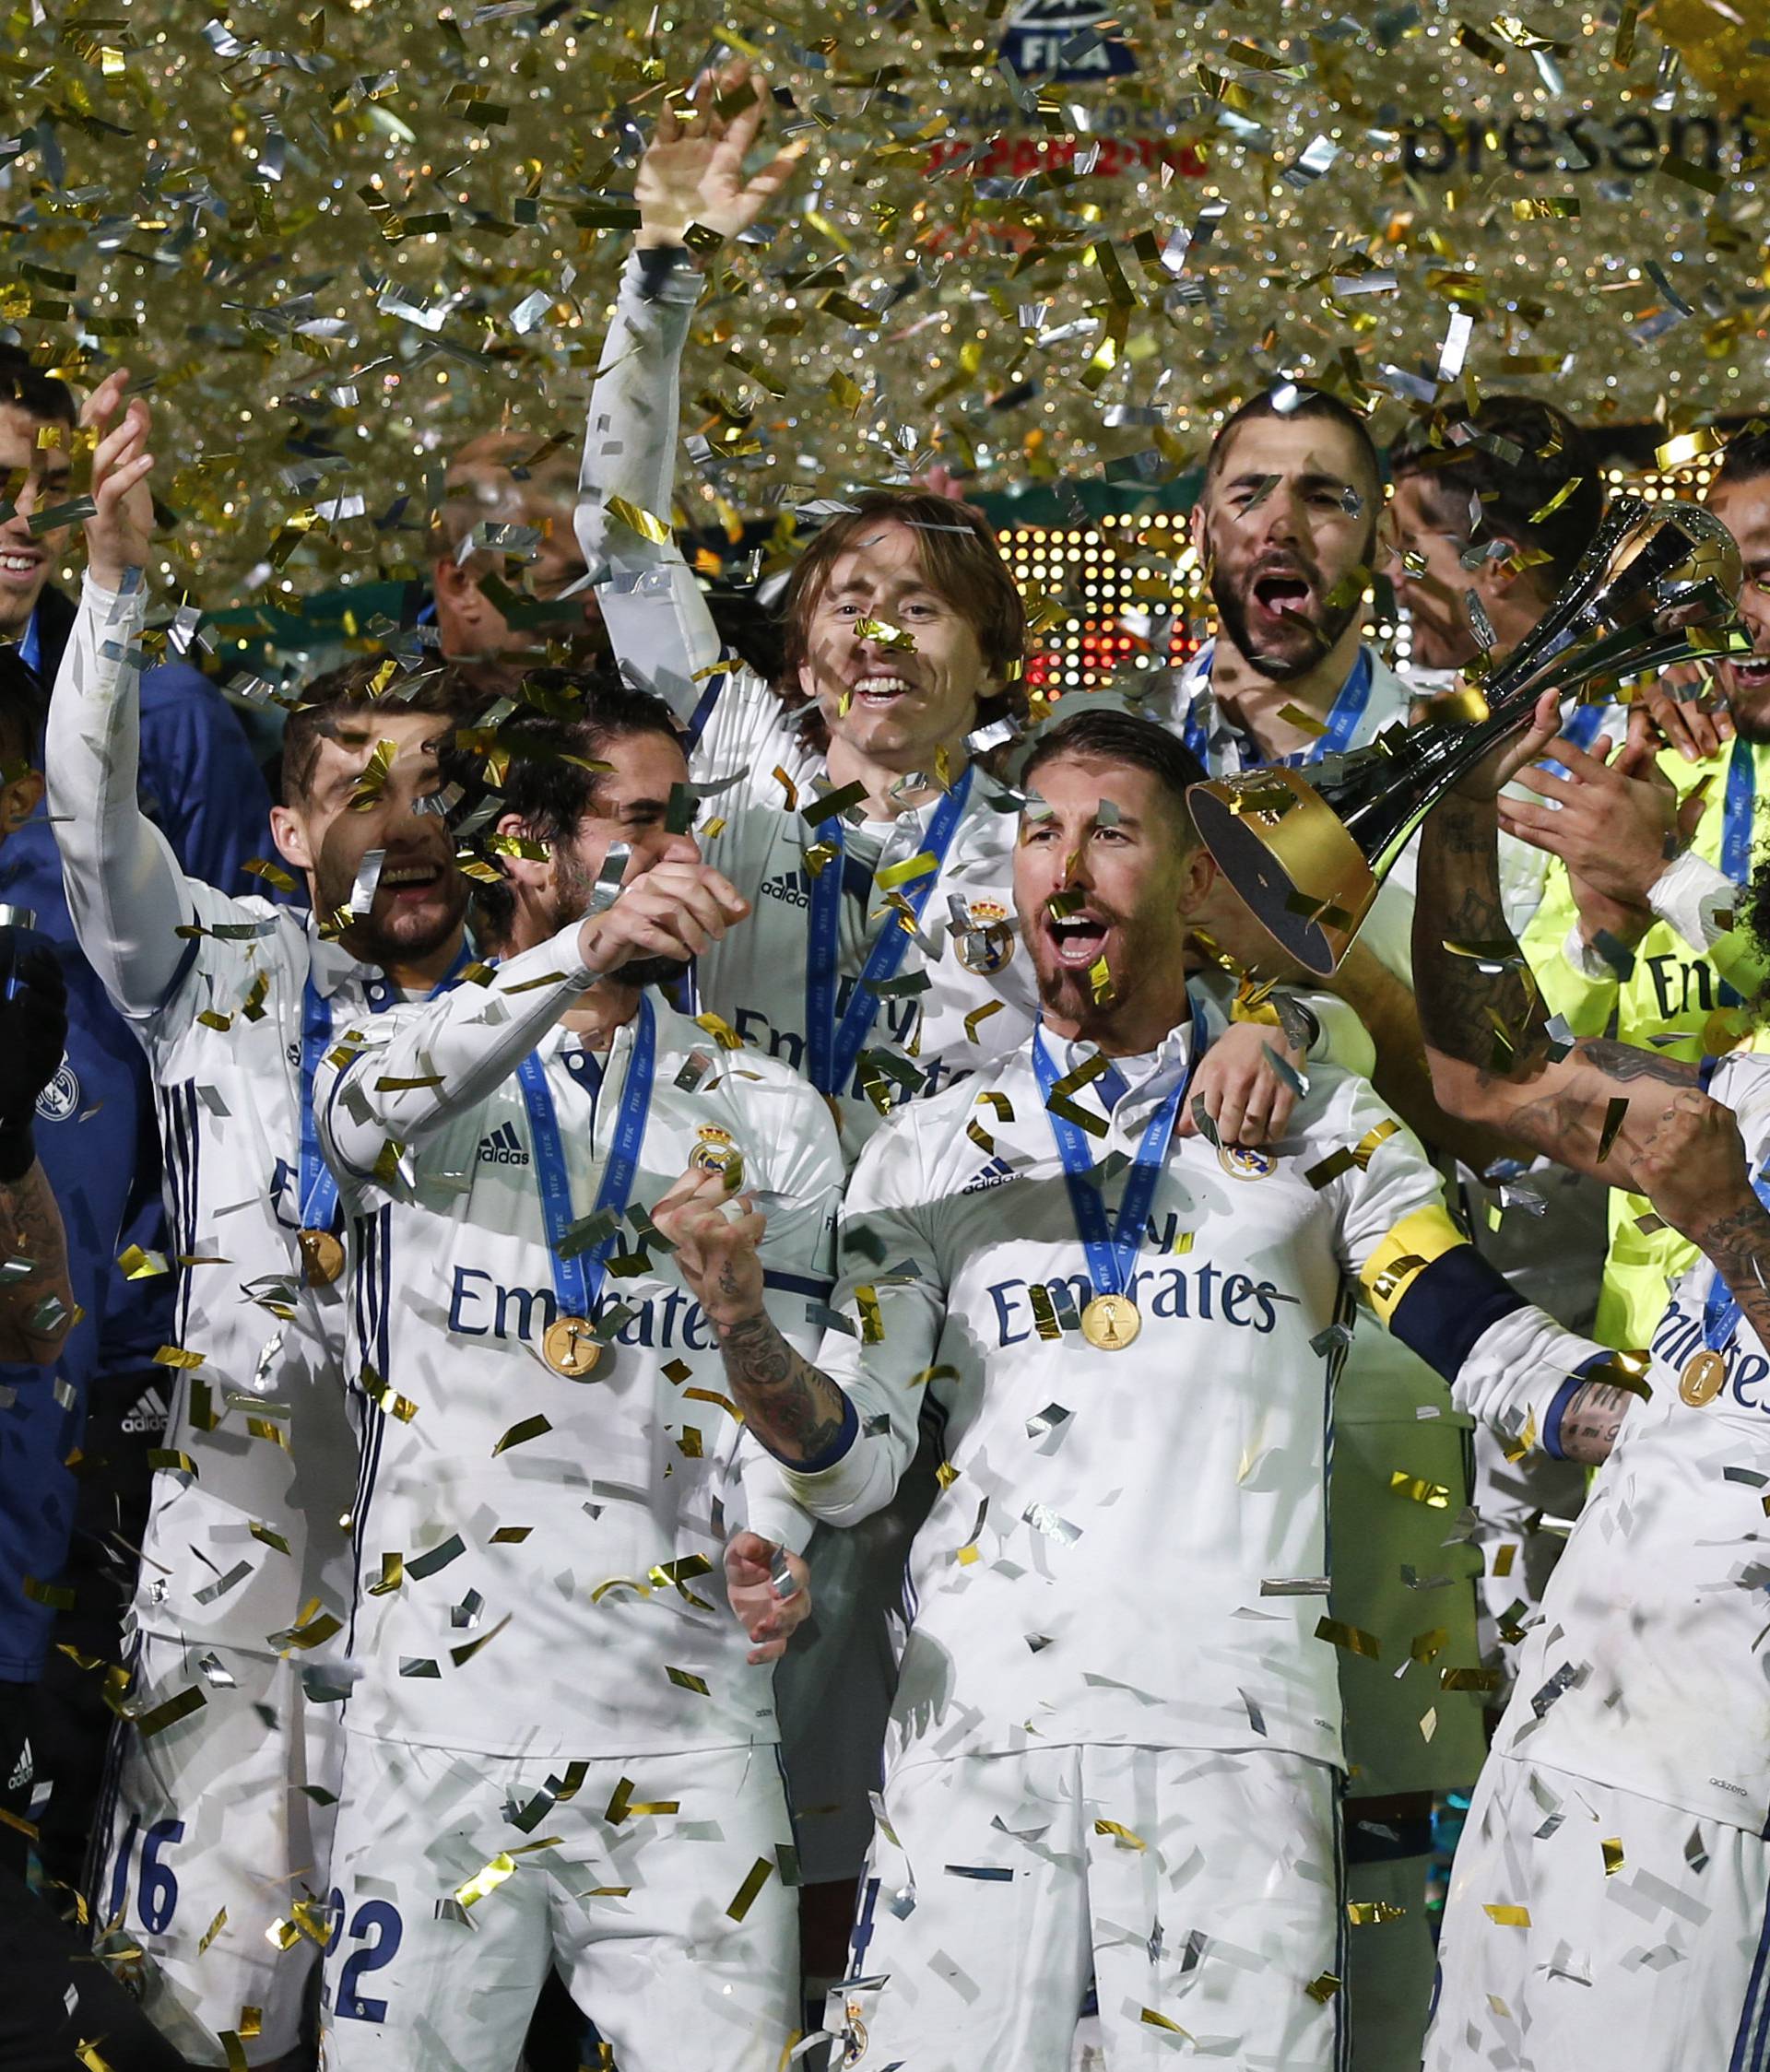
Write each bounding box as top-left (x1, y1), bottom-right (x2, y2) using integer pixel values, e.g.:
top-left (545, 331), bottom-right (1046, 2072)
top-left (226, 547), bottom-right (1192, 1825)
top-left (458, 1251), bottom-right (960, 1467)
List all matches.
top-left (759, 869), bottom-right (811, 910)
top-left (477, 1122), bottom-right (529, 1167)
top-left (962, 1158), bottom-right (1018, 1195)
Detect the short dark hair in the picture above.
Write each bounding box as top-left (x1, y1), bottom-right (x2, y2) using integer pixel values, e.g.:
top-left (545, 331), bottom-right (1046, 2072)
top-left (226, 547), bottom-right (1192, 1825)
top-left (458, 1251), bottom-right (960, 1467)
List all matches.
top-left (779, 490), bottom-right (1028, 749)
top-left (1020, 705), bottom-right (1208, 842)
top-left (467, 671), bottom-right (686, 947)
top-left (280, 657), bottom-right (490, 805)
top-left (1715, 425), bottom-right (1770, 490)
top-left (1204, 384), bottom-right (1381, 498)
top-left (1390, 395), bottom-right (1604, 590)
top-left (0, 344), bottom-right (76, 427)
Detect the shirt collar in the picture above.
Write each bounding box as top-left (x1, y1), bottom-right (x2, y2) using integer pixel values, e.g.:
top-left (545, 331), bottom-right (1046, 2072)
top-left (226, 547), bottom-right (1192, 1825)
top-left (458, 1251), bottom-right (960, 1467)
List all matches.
top-left (1039, 1014), bottom-right (1196, 1114)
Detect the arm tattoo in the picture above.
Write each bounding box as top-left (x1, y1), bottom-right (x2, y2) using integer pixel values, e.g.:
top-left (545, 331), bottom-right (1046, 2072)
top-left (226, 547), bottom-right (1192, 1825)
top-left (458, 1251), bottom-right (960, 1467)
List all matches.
top-left (1555, 1379), bottom-right (1636, 1466)
top-left (1693, 1199), bottom-right (1770, 1356)
top-left (716, 1312), bottom-right (852, 1464)
top-left (0, 1160), bottom-right (74, 1363)
top-left (1412, 791), bottom-right (1550, 1076)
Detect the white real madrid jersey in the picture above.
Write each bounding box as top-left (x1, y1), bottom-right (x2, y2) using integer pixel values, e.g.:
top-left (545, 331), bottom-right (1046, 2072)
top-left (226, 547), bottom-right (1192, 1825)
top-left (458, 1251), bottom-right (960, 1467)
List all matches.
top-left (316, 948), bottom-right (843, 1760)
top-left (773, 1018), bottom-right (1603, 1776)
top-left (1495, 1052), bottom-right (1770, 1834)
top-left (129, 901), bottom-right (384, 1651)
top-left (577, 255), bottom-right (1037, 1157)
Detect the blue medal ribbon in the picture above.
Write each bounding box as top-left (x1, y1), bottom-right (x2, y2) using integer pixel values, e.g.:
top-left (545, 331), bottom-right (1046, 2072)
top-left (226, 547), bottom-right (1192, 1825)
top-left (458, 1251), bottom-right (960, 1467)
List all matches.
top-left (1721, 735), bottom-right (1758, 886)
top-left (514, 995), bottom-right (656, 1322)
top-left (1181, 641), bottom-right (1373, 771)
top-left (298, 941), bottom-right (473, 1232)
top-left (804, 764), bottom-right (975, 1098)
top-left (1031, 1000), bottom-right (1209, 1309)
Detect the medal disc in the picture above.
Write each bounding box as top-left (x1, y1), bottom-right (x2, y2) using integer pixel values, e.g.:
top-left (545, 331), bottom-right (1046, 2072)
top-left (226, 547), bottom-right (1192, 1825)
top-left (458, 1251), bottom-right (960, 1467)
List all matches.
top-left (298, 1229), bottom-right (346, 1287)
top-left (542, 1316), bottom-right (602, 1378)
top-left (1680, 1348), bottom-right (1728, 1407)
top-left (1080, 1292), bottom-right (1141, 1350)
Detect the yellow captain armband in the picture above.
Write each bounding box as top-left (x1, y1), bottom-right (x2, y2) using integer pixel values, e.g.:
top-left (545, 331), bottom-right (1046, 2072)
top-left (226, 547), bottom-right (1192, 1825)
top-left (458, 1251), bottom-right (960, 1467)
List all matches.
top-left (1359, 1204), bottom-right (1469, 1325)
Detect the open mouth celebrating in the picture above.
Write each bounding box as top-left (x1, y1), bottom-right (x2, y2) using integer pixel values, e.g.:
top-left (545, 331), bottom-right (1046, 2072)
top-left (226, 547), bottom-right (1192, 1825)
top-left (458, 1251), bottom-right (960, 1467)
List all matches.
top-left (1044, 909), bottom-right (1111, 968)
top-left (381, 861), bottom-right (446, 902)
top-left (1250, 570), bottom-right (1315, 626)
top-left (849, 673), bottom-right (916, 709)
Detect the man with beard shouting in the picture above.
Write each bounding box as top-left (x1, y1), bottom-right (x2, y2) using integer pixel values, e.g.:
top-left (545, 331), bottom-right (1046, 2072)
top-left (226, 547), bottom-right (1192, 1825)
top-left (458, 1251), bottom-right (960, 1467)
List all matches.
top-left (1157, 386), bottom-right (1516, 2067)
top-left (650, 705), bottom-right (1629, 2072)
top-left (49, 378), bottom-right (483, 2068)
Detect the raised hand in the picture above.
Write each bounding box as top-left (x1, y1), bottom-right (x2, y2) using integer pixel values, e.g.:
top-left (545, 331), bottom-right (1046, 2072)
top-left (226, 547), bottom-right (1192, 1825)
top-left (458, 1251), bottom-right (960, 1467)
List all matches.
top-left (651, 1160), bottom-right (768, 1330)
top-left (724, 1531), bottom-right (810, 1665)
top-left (79, 367), bottom-right (155, 590)
top-left (576, 858), bottom-right (749, 976)
top-left (1634, 658), bottom-right (1731, 763)
top-left (1181, 1014), bottom-right (1306, 1147)
top-left (635, 57), bottom-right (808, 249)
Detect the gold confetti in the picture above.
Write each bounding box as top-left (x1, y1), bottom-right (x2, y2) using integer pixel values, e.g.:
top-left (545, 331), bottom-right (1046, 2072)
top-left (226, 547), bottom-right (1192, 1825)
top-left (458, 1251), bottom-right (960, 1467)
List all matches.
top-left (492, 1414), bottom-right (552, 1456)
top-left (454, 1853), bottom-right (518, 1907)
top-left (1315, 1617), bottom-right (1380, 1659)
top-left (726, 1857), bottom-right (774, 1923)
top-left (1602, 1837), bottom-right (1625, 1877)
top-left (198, 1908), bottom-right (227, 1955)
top-left (1483, 1903), bottom-right (1531, 1925)
top-left (603, 495), bottom-right (671, 545)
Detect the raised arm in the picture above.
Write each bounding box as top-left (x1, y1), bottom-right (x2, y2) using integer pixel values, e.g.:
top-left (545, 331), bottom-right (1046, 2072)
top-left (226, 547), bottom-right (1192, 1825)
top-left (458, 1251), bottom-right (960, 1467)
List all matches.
top-left (317, 857), bottom-right (749, 1173)
top-left (655, 1119), bottom-right (938, 1523)
top-left (45, 374), bottom-right (194, 1017)
top-left (574, 63), bottom-right (804, 722)
top-left (1412, 758), bottom-right (1707, 1189)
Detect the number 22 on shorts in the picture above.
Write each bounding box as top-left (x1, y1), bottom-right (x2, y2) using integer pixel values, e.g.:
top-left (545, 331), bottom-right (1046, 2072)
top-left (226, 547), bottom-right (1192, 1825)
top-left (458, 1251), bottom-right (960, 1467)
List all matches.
top-left (326, 1887), bottom-right (405, 2023)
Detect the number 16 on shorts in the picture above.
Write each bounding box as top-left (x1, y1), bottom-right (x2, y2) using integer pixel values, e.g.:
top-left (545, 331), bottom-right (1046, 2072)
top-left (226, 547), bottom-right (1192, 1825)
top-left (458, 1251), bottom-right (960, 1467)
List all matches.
top-left (103, 1813), bottom-right (185, 1934)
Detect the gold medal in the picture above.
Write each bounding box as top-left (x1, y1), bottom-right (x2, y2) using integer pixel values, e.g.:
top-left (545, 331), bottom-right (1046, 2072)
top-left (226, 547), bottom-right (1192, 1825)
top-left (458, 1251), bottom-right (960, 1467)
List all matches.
top-left (1680, 1348), bottom-right (1728, 1407)
top-left (542, 1316), bottom-right (602, 1378)
top-left (298, 1229), bottom-right (345, 1287)
top-left (1080, 1292), bottom-right (1141, 1350)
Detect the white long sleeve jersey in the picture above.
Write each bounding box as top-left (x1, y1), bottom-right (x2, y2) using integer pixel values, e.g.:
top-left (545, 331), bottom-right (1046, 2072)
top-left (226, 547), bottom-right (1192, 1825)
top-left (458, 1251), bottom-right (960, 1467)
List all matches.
top-left (315, 944), bottom-right (842, 1761)
top-left (776, 1022), bottom-right (1607, 1777)
top-left (1495, 1052), bottom-right (1770, 1834)
top-left (46, 576), bottom-right (370, 1649)
top-left (576, 255), bottom-right (1038, 1154)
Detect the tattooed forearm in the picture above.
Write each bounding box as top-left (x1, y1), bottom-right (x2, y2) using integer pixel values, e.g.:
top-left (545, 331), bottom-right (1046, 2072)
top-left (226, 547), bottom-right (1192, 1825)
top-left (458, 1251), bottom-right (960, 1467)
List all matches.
top-left (1555, 1380), bottom-right (1636, 1465)
top-left (1574, 1041), bottom-right (1700, 1089)
top-left (1691, 1201), bottom-right (1770, 1356)
top-left (0, 1159), bottom-right (74, 1364)
top-left (1412, 791), bottom-right (1549, 1075)
top-left (716, 1313), bottom-right (852, 1465)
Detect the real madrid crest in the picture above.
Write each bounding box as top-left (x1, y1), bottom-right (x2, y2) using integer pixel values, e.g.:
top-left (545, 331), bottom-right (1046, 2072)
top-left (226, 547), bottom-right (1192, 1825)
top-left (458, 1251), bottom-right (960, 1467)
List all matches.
top-left (1217, 1143), bottom-right (1277, 1181)
top-left (690, 1124), bottom-right (742, 1183)
top-left (954, 899), bottom-right (1016, 976)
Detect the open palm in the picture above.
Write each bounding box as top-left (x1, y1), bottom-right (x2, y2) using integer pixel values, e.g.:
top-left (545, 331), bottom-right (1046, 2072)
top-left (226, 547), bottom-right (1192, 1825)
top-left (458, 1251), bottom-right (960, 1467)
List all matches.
top-left (635, 57), bottom-right (806, 248)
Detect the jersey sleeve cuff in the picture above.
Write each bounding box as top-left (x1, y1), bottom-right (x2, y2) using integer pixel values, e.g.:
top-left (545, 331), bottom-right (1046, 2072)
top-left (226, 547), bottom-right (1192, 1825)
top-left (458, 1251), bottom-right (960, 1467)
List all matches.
top-left (767, 1391), bottom-right (858, 1476)
top-left (1542, 1350), bottom-right (1614, 1460)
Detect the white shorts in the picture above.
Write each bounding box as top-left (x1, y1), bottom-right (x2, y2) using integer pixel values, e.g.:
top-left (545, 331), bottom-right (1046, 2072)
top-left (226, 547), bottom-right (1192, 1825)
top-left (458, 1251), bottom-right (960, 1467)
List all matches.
top-left (318, 1734), bottom-right (799, 2072)
top-left (1428, 1752), bottom-right (1770, 2071)
top-left (832, 1743), bottom-right (1347, 2072)
top-left (89, 1631), bottom-right (343, 2066)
